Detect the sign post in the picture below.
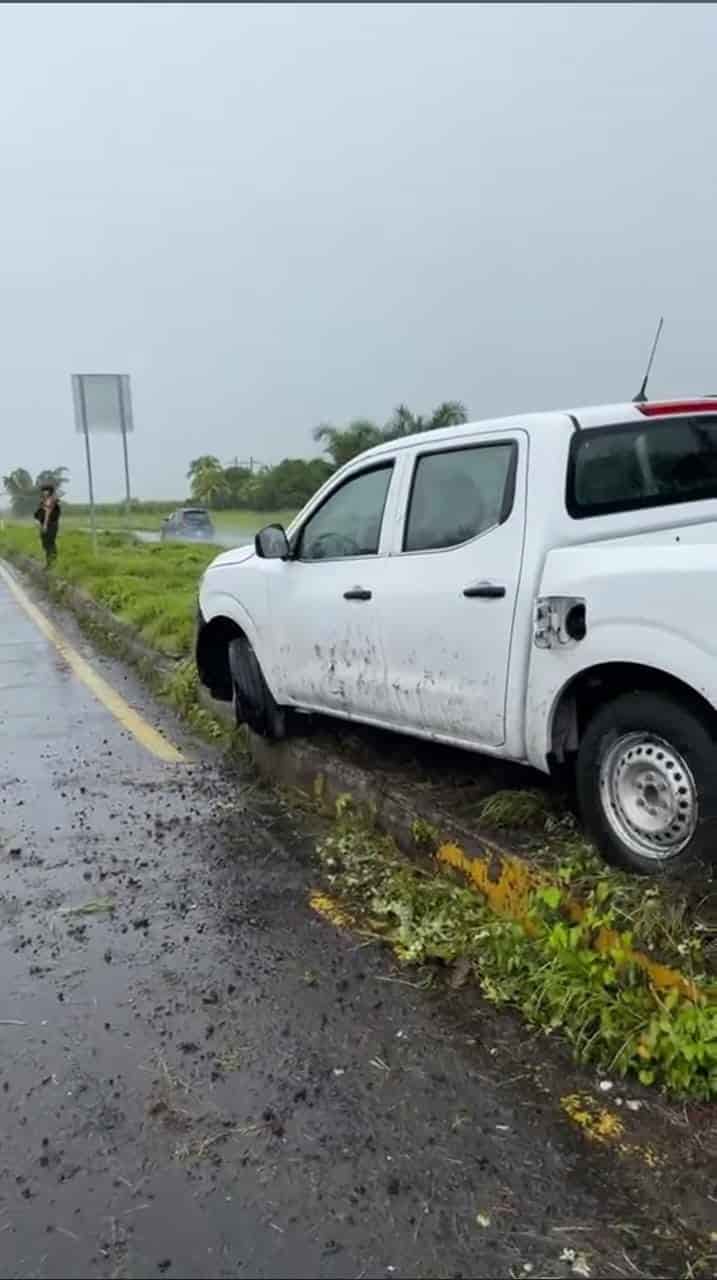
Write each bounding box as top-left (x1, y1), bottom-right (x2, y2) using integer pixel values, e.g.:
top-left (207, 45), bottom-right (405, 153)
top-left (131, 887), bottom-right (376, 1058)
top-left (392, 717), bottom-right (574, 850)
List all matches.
top-left (71, 374), bottom-right (97, 551)
top-left (118, 373), bottom-right (133, 519)
top-left (71, 373), bottom-right (135, 547)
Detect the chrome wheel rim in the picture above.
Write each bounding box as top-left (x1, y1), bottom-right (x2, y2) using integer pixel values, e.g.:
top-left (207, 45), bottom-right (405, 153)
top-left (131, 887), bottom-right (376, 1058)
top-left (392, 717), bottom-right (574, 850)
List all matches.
top-left (599, 732), bottom-right (698, 861)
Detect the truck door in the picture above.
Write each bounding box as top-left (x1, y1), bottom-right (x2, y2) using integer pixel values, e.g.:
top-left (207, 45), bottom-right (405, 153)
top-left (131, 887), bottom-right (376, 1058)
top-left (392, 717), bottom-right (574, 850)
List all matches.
top-left (376, 433), bottom-right (527, 748)
top-left (274, 460), bottom-right (398, 717)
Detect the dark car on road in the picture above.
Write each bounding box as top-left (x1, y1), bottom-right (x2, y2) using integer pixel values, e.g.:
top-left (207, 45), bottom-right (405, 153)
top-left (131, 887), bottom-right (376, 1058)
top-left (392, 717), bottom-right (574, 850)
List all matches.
top-left (160, 507), bottom-right (216, 543)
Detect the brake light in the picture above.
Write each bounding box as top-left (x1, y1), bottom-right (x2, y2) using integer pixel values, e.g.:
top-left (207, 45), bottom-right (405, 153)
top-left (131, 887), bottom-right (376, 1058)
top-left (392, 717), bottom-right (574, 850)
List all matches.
top-left (637, 399), bottom-right (717, 417)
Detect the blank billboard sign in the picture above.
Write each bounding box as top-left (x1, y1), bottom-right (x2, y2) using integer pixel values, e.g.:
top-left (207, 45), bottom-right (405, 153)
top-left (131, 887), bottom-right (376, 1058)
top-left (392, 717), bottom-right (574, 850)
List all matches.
top-left (70, 373), bottom-right (135, 545)
top-left (72, 374), bottom-right (133, 435)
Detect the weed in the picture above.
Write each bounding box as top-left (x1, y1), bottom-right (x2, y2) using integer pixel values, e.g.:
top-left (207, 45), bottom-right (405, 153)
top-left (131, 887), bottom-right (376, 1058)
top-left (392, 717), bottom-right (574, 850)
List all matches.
top-left (479, 789), bottom-right (553, 830)
top-left (534, 819), bottom-right (717, 980)
top-left (335, 792), bottom-right (353, 818)
top-left (411, 817), bottom-right (440, 852)
top-left (161, 659), bottom-right (230, 743)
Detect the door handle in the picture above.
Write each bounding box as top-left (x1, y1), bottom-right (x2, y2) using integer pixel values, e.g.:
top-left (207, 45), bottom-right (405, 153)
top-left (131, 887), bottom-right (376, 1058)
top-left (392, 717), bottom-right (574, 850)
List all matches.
top-left (343, 588), bottom-right (372, 601)
top-left (463, 582), bottom-right (506, 599)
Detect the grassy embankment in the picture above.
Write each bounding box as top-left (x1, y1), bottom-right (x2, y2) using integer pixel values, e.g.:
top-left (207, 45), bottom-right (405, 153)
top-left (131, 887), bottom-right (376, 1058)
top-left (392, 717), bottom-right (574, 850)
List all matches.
top-left (0, 524), bottom-right (212, 657)
top-left (318, 806), bottom-right (717, 1098)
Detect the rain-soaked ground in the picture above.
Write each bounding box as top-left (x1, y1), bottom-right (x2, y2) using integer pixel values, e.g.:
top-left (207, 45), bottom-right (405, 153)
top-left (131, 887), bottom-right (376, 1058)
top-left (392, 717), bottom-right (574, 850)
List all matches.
top-left (0, 565), bottom-right (715, 1280)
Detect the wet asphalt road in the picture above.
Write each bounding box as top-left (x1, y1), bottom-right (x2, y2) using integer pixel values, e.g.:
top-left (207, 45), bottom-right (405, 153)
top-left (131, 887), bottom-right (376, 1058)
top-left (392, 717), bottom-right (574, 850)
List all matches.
top-left (0, 565), bottom-right (715, 1280)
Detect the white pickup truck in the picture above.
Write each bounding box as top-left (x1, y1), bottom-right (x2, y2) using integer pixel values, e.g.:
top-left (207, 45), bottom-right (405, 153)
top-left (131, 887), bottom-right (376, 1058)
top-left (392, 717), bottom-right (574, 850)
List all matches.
top-left (197, 397), bottom-right (717, 875)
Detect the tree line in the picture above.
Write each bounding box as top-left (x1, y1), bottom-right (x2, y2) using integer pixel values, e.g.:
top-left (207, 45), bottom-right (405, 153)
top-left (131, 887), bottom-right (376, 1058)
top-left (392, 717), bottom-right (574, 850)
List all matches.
top-left (187, 400), bottom-right (468, 508)
top-left (2, 400), bottom-right (468, 516)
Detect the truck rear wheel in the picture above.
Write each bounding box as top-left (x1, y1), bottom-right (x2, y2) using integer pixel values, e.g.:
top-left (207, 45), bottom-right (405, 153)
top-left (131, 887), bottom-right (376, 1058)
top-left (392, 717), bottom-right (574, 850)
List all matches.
top-left (576, 691), bottom-right (717, 875)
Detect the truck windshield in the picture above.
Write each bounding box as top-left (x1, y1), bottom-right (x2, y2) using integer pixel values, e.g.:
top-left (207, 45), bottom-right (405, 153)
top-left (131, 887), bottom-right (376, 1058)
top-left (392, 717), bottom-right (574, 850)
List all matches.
top-left (567, 415), bottom-right (717, 518)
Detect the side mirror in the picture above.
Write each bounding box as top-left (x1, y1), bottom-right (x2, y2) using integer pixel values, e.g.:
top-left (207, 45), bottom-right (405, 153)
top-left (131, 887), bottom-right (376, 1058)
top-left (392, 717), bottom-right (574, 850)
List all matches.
top-left (255, 523), bottom-right (290, 560)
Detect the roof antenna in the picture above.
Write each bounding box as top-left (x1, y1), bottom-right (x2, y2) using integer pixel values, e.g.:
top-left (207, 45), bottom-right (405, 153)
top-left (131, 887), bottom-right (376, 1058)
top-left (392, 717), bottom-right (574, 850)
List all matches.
top-left (633, 315), bottom-right (664, 403)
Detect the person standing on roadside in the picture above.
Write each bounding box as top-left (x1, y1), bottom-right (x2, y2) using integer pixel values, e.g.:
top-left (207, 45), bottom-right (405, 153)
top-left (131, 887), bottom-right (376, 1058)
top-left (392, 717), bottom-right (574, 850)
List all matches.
top-left (34, 483), bottom-right (61, 568)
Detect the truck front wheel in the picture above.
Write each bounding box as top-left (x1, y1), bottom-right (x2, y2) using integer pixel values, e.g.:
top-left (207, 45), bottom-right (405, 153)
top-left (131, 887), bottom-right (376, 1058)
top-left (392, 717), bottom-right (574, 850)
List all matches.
top-left (576, 691), bottom-right (717, 875)
top-left (228, 636), bottom-right (286, 740)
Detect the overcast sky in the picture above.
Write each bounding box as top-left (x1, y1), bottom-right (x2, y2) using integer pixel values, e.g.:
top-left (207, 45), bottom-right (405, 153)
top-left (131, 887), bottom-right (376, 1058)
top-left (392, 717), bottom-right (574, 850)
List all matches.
top-left (2, 2), bottom-right (716, 501)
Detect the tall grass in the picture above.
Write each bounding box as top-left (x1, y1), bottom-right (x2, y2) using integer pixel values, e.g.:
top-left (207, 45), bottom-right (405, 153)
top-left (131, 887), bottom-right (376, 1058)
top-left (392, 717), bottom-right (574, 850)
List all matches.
top-left (0, 525), bottom-right (215, 656)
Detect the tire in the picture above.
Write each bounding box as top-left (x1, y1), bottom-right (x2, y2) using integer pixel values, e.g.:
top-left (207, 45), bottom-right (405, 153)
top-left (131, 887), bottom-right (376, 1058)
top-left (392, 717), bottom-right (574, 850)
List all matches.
top-left (576, 691), bottom-right (717, 875)
top-left (228, 637), bottom-right (286, 740)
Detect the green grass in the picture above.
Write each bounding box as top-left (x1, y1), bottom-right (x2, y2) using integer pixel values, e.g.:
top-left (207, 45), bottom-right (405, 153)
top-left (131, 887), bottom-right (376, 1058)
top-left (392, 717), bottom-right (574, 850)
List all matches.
top-left (479, 788), bottom-right (552, 830)
top-left (212, 508), bottom-right (296, 532)
top-left (0, 524), bottom-right (215, 656)
top-left (60, 512), bottom-right (171, 533)
top-left (51, 507), bottom-right (297, 535)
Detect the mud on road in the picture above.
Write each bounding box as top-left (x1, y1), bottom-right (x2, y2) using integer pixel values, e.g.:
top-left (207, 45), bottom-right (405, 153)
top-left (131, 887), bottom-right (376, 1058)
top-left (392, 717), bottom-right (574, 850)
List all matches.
top-left (0, 566), bottom-right (715, 1280)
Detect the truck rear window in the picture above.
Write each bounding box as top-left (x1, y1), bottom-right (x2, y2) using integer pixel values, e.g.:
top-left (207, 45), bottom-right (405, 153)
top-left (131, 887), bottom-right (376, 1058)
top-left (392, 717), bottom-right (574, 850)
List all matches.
top-left (566, 415), bottom-right (717, 518)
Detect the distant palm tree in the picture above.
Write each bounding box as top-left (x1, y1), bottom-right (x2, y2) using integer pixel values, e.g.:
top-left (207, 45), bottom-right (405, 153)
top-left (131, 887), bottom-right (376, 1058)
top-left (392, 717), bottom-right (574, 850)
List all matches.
top-left (426, 400), bottom-right (469, 431)
top-left (313, 402), bottom-right (470, 468)
top-left (382, 401), bottom-right (467, 440)
top-left (187, 455), bottom-right (229, 506)
top-left (196, 470), bottom-right (230, 507)
top-left (36, 466), bottom-right (69, 495)
top-left (2, 466), bottom-right (69, 517)
top-left (382, 403), bottom-right (419, 438)
top-left (187, 455), bottom-right (222, 484)
top-left (191, 462), bottom-right (229, 506)
top-left (2, 468), bottom-right (35, 516)
top-left (312, 419), bottom-right (384, 469)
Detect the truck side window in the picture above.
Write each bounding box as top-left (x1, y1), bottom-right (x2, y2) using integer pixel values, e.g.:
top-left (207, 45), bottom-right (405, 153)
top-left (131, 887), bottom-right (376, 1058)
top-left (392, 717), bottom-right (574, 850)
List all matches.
top-left (403, 442), bottom-right (516, 553)
top-left (298, 463), bottom-right (393, 561)
top-left (568, 415), bottom-right (717, 518)
top-left (572, 434), bottom-right (643, 507)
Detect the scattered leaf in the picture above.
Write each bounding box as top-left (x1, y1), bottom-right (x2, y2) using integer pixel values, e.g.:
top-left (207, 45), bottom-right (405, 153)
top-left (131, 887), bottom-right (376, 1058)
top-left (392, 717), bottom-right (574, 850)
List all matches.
top-left (61, 896), bottom-right (114, 917)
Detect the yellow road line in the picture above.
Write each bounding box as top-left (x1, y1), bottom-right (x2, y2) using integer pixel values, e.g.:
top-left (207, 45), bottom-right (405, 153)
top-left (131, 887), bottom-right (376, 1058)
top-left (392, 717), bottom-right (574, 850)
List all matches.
top-left (0, 563), bottom-right (184, 764)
